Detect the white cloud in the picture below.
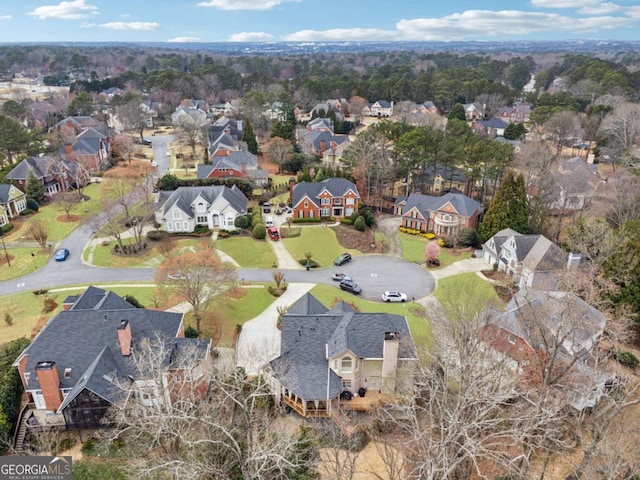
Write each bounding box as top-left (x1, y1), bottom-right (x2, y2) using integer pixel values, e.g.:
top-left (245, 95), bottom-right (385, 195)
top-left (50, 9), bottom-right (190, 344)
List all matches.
top-left (578, 2), bottom-right (621, 14)
top-left (283, 9), bottom-right (635, 42)
top-left (168, 36), bottom-right (201, 43)
top-left (120, 13), bottom-right (131, 18)
top-left (229, 31), bottom-right (275, 42)
top-left (80, 22), bottom-right (95, 28)
top-left (99, 21), bottom-right (160, 30)
top-left (0, 15), bottom-right (12, 20)
top-left (28, 0), bottom-right (98, 20)
top-left (197, 0), bottom-right (298, 11)
top-left (626, 6), bottom-right (640, 18)
top-left (284, 28), bottom-right (396, 42)
top-left (530, 0), bottom-right (603, 7)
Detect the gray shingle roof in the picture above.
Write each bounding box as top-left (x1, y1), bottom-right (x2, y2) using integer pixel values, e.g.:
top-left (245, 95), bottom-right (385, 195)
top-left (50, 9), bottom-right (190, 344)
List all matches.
top-left (0, 184), bottom-right (17, 203)
top-left (479, 117), bottom-right (508, 129)
top-left (156, 185), bottom-right (248, 219)
top-left (6, 156), bottom-right (56, 181)
top-left (15, 287), bottom-right (209, 412)
top-left (403, 192), bottom-right (480, 218)
top-left (270, 294), bottom-right (416, 402)
top-left (292, 178), bottom-right (359, 208)
top-left (286, 293), bottom-right (328, 315)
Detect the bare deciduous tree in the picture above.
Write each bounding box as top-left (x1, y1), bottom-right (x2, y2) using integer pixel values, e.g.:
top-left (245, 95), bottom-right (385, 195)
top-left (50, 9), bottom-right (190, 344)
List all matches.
top-left (26, 219), bottom-right (49, 249)
top-left (544, 110), bottom-right (583, 154)
top-left (264, 137), bottom-right (293, 174)
top-left (52, 191), bottom-right (81, 219)
top-left (599, 102), bottom-right (640, 166)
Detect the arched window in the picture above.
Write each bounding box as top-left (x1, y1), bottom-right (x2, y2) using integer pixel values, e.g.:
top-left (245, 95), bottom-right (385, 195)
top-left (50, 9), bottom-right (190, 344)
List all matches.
top-left (341, 357), bottom-right (352, 373)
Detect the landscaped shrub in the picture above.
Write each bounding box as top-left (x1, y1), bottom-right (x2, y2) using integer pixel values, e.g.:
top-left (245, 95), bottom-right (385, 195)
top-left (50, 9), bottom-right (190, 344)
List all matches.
top-left (340, 218), bottom-right (353, 225)
top-left (363, 208), bottom-right (375, 227)
top-left (438, 236), bottom-right (455, 248)
top-left (613, 349), bottom-right (639, 369)
top-left (193, 225), bottom-right (210, 234)
top-left (42, 297), bottom-right (58, 313)
top-left (354, 216), bottom-right (366, 232)
top-left (32, 289), bottom-right (48, 295)
top-left (147, 230), bottom-right (168, 241)
top-left (398, 226), bottom-right (436, 239)
top-left (19, 208), bottom-right (34, 216)
top-left (268, 285), bottom-right (283, 297)
top-left (26, 198), bottom-right (39, 212)
top-left (298, 258), bottom-right (319, 268)
top-left (457, 227), bottom-right (480, 248)
top-left (251, 214), bottom-right (263, 228)
top-left (184, 326), bottom-right (199, 338)
top-left (252, 223), bottom-right (266, 239)
top-left (234, 215), bottom-right (250, 229)
top-left (123, 295), bottom-right (144, 308)
top-left (350, 211), bottom-right (360, 222)
top-left (292, 217), bottom-right (322, 223)
top-left (1, 223), bottom-right (13, 235)
top-left (279, 227), bottom-right (301, 238)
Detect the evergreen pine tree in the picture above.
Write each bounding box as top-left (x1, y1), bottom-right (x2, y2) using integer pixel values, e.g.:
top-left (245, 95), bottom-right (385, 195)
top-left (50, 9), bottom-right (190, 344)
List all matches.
top-left (448, 103), bottom-right (467, 122)
top-left (25, 169), bottom-right (44, 203)
top-left (242, 118), bottom-right (259, 154)
top-left (479, 170), bottom-right (529, 241)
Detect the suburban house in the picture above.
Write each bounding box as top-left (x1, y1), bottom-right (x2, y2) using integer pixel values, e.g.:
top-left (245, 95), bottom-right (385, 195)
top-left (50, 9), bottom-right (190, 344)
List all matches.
top-left (209, 132), bottom-right (242, 158)
top-left (394, 192), bottom-right (481, 236)
top-left (363, 100), bottom-right (393, 117)
top-left (265, 293), bottom-right (417, 418)
top-left (155, 185), bottom-right (248, 232)
top-left (549, 156), bottom-right (602, 211)
top-left (197, 151), bottom-right (269, 186)
top-left (307, 117), bottom-right (334, 133)
top-left (482, 229), bottom-right (579, 288)
top-left (480, 289), bottom-right (609, 410)
top-left (302, 130), bottom-right (350, 157)
top-left (495, 103), bottom-right (531, 124)
top-left (6, 156), bottom-right (74, 197)
top-left (171, 104), bottom-right (208, 127)
top-left (0, 184), bottom-right (27, 226)
top-left (60, 126), bottom-right (111, 172)
top-left (292, 178), bottom-right (360, 220)
top-left (12, 287), bottom-right (211, 432)
top-left (414, 166), bottom-right (473, 196)
top-left (473, 117), bottom-right (508, 137)
top-left (463, 102), bottom-right (485, 121)
top-left (50, 116), bottom-right (105, 135)
top-left (322, 141), bottom-right (351, 168)
top-left (418, 101), bottom-right (439, 115)
top-left (309, 101), bottom-right (344, 121)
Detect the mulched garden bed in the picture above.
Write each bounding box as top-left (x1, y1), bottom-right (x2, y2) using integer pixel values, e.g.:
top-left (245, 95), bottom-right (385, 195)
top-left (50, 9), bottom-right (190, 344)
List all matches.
top-left (333, 224), bottom-right (384, 253)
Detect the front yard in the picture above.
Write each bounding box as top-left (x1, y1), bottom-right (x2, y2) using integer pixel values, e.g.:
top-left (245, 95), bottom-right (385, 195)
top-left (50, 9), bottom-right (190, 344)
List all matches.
top-left (399, 232), bottom-right (473, 268)
top-left (215, 236), bottom-right (277, 268)
top-left (283, 226), bottom-right (359, 267)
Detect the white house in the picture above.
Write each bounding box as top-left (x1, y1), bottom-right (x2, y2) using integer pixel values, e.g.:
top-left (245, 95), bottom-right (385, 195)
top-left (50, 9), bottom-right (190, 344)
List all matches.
top-left (155, 185), bottom-right (248, 233)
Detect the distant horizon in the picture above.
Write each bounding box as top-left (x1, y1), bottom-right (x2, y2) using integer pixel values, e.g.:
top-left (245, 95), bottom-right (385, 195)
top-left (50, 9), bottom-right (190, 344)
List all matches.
top-left (0, 1), bottom-right (638, 43)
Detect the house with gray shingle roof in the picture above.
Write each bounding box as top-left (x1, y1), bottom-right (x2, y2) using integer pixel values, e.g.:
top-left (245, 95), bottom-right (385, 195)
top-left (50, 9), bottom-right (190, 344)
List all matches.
top-left (6, 156), bottom-right (72, 197)
top-left (480, 289), bottom-right (609, 410)
top-left (12, 287), bottom-right (211, 431)
top-left (0, 183), bottom-right (27, 225)
top-left (413, 166), bottom-right (473, 196)
top-left (362, 100), bottom-right (393, 118)
top-left (197, 151), bottom-right (269, 186)
top-left (292, 178), bottom-right (360, 220)
top-left (482, 230), bottom-right (577, 288)
top-left (155, 185), bottom-right (248, 232)
top-left (394, 192), bottom-right (481, 236)
top-left (301, 130), bottom-right (350, 157)
top-left (60, 126), bottom-right (111, 173)
top-left (265, 293), bottom-right (417, 418)
top-left (473, 117), bottom-right (508, 137)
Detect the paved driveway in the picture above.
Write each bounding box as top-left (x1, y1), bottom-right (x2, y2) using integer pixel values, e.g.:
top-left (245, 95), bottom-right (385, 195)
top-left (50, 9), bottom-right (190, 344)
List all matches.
top-left (239, 254), bottom-right (435, 302)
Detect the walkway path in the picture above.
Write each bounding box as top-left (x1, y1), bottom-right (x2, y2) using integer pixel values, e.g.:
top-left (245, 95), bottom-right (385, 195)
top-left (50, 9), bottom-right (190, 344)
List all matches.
top-left (376, 215), bottom-right (402, 257)
top-left (236, 282), bottom-right (315, 375)
top-left (268, 238), bottom-right (303, 269)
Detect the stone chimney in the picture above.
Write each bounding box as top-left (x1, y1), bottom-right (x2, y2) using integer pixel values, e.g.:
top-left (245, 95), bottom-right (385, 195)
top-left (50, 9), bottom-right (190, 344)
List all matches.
top-left (567, 252), bottom-right (582, 270)
top-left (381, 332), bottom-right (400, 394)
top-left (117, 319), bottom-right (132, 356)
top-left (35, 361), bottom-right (63, 411)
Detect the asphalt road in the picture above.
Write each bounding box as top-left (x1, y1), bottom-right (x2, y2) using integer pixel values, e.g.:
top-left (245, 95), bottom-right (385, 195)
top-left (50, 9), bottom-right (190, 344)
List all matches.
top-left (0, 135), bottom-right (435, 302)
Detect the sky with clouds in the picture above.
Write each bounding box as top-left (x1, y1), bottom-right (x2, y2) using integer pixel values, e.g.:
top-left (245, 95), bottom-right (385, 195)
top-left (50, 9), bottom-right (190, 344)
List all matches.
top-left (0, 0), bottom-right (638, 43)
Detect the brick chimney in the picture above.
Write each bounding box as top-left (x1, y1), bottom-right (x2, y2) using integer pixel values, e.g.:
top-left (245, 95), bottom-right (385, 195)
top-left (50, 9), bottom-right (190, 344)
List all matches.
top-left (381, 332), bottom-right (400, 394)
top-left (63, 143), bottom-right (73, 159)
top-left (117, 319), bottom-right (132, 356)
top-left (35, 361), bottom-right (63, 411)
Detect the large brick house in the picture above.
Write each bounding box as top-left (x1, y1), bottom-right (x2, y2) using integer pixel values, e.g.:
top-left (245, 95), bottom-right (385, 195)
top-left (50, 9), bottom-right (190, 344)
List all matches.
top-left (292, 178), bottom-right (360, 220)
top-left (265, 293), bottom-right (417, 418)
top-left (394, 192), bottom-right (481, 236)
top-left (197, 151), bottom-right (269, 186)
top-left (12, 287), bottom-right (211, 432)
top-left (6, 156), bottom-right (75, 197)
top-left (479, 289), bottom-right (609, 410)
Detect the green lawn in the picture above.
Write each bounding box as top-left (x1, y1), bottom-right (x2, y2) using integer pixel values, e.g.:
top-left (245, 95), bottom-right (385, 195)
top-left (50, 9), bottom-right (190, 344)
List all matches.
top-left (399, 233), bottom-right (473, 267)
top-left (283, 227), bottom-right (358, 268)
top-left (215, 236), bottom-right (277, 268)
top-left (86, 237), bottom-right (211, 267)
top-left (433, 272), bottom-right (505, 319)
top-left (186, 284), bottom-right (275, 347)
top-left (4, 183), bottom-right (103, 243)
top-left (310, 284), bottom-right (431, 349)
top-left (0, 247), bottom-right (52, 282)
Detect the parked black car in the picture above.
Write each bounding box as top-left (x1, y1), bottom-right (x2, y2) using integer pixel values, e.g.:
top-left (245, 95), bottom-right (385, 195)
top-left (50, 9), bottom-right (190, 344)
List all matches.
top-left (339, 279), bottom-right (362, 295)
top-left (263, 202), bottom-right (271, 213)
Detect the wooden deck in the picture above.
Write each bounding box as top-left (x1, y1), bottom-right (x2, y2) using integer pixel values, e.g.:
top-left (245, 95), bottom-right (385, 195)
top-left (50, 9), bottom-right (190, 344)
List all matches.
top-left (340, 390), bottom-right (391, 411)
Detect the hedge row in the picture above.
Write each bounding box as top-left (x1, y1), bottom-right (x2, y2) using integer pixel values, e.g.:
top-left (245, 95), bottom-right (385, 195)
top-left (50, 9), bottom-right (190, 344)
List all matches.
top-left (399, 227), bottom-right (436, 239)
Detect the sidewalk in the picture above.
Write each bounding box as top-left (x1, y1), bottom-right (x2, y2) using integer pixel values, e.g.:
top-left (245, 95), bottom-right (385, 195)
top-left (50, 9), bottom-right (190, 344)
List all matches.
top-left (236, 282), bottom-right (315, 375)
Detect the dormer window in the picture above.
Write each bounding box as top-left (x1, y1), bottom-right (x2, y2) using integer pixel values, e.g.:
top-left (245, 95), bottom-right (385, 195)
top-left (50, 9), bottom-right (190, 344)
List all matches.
top-left (64, 368), bottom-right (72, 378)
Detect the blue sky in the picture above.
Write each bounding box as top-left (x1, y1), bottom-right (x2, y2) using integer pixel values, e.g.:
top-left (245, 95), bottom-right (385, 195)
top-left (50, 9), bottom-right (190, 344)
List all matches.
top-left (0, 0), bottom-right (639, 43)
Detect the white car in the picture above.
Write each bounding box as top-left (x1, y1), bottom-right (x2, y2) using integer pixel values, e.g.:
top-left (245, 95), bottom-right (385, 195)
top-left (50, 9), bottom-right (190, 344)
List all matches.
top-left (381, 291), bottom-right (408, 303)
top-left (265, 216), bottom-right (274, 227)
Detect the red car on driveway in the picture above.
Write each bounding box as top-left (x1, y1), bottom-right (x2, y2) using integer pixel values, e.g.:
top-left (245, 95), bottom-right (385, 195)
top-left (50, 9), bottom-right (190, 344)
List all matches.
top-left (267, 227), bottom-right (280, 241)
